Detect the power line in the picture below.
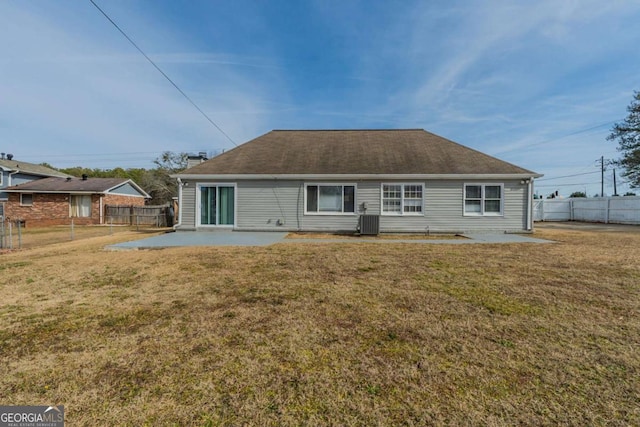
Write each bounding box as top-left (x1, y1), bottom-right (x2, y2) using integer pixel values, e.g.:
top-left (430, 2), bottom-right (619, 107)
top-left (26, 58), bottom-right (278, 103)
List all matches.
top-left (19, 147), bottom-right (229, 160)
top-left (536, 171), bottom-right (599, 181)
top-left (494, 120), bottom-right (619, 156)
top-left (88, 0), bottom-right (238, 147)
top-left (536, 182), bottom-right (600, 188)
top-left (21, 151), bottom-right (164, 159)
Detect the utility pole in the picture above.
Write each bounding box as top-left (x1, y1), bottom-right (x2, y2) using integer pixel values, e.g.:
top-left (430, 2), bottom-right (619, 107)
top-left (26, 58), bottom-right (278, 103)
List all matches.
top-left (613, 169), bottom-right (618, 196)
top-left (599, 156), bottom-right (605, 197)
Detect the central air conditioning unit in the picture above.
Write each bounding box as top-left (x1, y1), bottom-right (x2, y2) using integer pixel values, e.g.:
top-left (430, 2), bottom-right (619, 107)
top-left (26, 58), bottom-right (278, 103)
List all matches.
top-left (359, 214), bottom-right (380, 236)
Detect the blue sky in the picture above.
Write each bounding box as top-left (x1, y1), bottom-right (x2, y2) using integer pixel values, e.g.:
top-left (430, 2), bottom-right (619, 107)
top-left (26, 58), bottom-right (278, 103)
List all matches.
top-left (1, 0), bottom-right (639, 196)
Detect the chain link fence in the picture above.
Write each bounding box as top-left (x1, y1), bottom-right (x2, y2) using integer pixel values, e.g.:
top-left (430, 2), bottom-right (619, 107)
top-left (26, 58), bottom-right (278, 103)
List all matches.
top-left (0, 217), bottom-right (25, 250)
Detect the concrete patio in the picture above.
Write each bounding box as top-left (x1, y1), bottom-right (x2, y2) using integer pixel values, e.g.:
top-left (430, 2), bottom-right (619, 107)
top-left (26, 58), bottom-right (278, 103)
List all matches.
top-left (106, 230), bottom-right (552, 250)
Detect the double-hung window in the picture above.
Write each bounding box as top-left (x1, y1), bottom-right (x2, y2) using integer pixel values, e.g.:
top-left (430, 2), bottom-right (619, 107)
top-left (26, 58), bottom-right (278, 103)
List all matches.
top-left (382, 184), bottom-right (424, 215)
top-left (464, 184), bottom-right (503, 216)
top-left (70, 195), bottom-right (92, 217)
top-left (305, 184), bottom-right (355, 214)
top-left (20, 193), bottom-right (33, 206)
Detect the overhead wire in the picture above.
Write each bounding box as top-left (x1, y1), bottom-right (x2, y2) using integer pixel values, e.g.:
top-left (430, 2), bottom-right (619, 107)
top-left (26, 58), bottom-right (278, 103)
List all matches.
top-left (88, 0), bottom-right (238, 147)
top-left (494, 120), bottom-right (619, 156)
top-left (536, 171), bottom-right (599, 181)
top-left (536, 182), bottom-right (600, 188)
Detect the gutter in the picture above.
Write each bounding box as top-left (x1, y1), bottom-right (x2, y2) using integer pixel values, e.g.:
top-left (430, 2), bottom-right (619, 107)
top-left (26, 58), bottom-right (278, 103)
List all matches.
top-left (172, 173), bottom-right (545, 181)
top-left (3, 190), bottom-right (107, 195)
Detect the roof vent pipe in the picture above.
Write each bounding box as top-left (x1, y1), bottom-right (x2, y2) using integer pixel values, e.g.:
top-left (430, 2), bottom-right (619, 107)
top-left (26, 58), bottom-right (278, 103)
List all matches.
top-left (82, 174), bottom-right (88, 180)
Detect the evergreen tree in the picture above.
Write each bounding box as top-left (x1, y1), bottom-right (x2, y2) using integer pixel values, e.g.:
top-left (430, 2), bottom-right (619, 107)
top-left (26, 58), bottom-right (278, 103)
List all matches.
top-left (607, 91), bottom-right (640, 187)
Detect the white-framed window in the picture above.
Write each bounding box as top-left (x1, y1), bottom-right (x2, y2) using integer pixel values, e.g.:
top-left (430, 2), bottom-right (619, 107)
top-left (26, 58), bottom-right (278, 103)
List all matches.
top-left (70, 195), bottom-right (92, 217)
top-left (381, 183), bottom-right (424, 215)
top-left (305, 184), bottom-right (356, 214)
top-left (464, 184), bottom-right (503, 216)
top-left (20, 193), bottom-right (33, 206)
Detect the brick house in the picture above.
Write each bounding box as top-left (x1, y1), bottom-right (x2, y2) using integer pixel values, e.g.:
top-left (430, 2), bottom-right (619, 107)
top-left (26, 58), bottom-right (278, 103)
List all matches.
top-left (3, 176), bottom-right (150, 226)
top-left (1, 156), bottom-right (72, 200)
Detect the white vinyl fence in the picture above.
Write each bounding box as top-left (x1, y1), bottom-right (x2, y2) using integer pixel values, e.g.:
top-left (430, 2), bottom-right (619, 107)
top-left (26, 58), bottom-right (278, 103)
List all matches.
top-left (533, 196), bottom-right (640, 225)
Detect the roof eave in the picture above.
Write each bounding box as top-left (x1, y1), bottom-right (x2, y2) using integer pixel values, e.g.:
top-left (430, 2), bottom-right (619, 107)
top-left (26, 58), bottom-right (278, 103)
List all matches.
top-left (173, 173), bottom-right (544, 180)
top-left (0, 167), bottom-right (71, 178)
top-left (3, 189), bottom-right (107, 194)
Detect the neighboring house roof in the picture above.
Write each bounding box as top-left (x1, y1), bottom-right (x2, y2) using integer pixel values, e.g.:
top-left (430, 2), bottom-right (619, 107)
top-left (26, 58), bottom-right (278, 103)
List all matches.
top-left (0, 159), bottom-right (72, 178)
top-left (177, 129), bottom-right (541, 178)
top-left (3, 177), bottom-right (150, 198)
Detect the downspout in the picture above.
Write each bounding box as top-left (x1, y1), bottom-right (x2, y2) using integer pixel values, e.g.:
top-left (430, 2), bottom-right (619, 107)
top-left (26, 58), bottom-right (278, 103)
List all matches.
top-left (271, 178), bottom-right (286, 227)
top-left (297, 182), bottom-right (303, 231)
top-left (175, 177), bottom-right (183, 229)
top-left (8, 170), bottom-right (19, 186)
top-left (3, 170), bottom-right (19, 204)
top-left (527, 178), bottom-right (533, 231)
top-left (99, 195), bottom-right (104, 225)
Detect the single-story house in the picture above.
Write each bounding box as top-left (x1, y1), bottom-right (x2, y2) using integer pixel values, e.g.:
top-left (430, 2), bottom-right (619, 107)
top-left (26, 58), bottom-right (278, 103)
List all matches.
top-left (173, 129), bottom-right (543, 234)
top-left (3, 176), bottom-right (150, 226)
top-left (1, 155), bottom-right (72, 201)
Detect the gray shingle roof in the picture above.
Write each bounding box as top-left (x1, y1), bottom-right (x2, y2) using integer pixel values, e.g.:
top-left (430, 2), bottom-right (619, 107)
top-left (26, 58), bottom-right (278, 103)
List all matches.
top-left (0, 159), bottom-right (72, 178)
top-left (4, 177), bottom-right (143, 194)
top-left (180, 129), bottom-right (539, 176)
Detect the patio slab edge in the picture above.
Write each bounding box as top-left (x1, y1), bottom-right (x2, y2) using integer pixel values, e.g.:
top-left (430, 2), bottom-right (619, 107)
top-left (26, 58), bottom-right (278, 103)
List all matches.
top-left (105, 231), bottom-right (553, 250)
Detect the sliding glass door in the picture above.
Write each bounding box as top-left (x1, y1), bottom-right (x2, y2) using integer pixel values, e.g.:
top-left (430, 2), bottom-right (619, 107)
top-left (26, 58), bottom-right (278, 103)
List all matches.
top-left (199, 185), bottom-right (235, 226)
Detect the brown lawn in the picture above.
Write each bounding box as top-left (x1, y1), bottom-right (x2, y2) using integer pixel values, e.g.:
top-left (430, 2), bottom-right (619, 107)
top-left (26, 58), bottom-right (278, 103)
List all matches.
top-left (0, 223), bottom-right (639, 426)
top-left (286, 232), bottom-right (465, 240)
top-left (0, 224), bottom-right (166, 251)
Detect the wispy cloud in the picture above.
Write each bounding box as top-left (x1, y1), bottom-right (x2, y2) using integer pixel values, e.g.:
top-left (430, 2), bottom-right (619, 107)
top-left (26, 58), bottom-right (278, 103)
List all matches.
top-left (1, 0), bottom-right (639, 194)
top-left (0, 1), bottom-right (289, 167)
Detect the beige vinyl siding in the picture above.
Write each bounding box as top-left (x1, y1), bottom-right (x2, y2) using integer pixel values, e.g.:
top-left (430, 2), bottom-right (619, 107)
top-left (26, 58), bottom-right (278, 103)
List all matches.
top-left (179, 182), bottom-right (197, 229)
top-left (178, 178), bottom-right (530, 233)
top-left (235, 181), bottom-right (367, 232)
top-left (380, 180), bottom-right (527, 233)
top-left (236, 180), bottom-right (301, 230)
top-left (300, 214), bottom-right (360, 232)
top-left (354, 181), bottom-right (381, 214)
top-left (302, 179), bottom-right (529, 233)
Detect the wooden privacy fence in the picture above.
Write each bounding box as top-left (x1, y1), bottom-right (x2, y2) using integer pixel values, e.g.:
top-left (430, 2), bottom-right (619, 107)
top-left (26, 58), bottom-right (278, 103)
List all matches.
top-left (105, 204), bottom-right (174, 227)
